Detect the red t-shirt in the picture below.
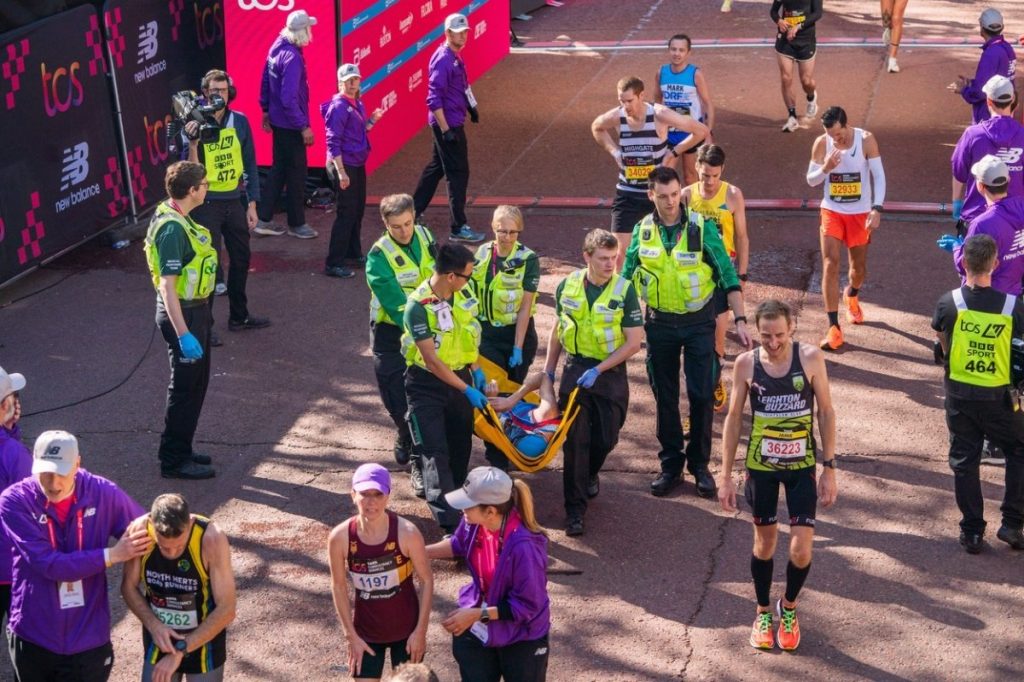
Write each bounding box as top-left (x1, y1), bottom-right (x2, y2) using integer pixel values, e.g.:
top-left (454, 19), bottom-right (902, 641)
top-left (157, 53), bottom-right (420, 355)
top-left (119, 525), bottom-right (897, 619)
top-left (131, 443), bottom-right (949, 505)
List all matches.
top-left (469, 510), bottom-right (521, 595)
top-left (51, 495), bottom-right (74, 525)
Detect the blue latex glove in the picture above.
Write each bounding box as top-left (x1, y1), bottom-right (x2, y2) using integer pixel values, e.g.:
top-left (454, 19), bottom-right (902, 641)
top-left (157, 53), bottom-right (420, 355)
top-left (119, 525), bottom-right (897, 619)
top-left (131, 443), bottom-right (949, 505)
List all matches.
top-left (952, 199), bottom-right (964, 221)
top-left (577, 367), bottom-right (601, 389)
top-left (509, 346), bottom-right (523, 368)
top-left (936, 234), bottom-right (963, 253)
top-left (545, 371), bottom-right (556, 383)
top-left (463, 386), bottom-right (489, 409)
top-left (471, 368), bottom-right (487, 391)
top-left (178, 332), bottom-right (203, 360)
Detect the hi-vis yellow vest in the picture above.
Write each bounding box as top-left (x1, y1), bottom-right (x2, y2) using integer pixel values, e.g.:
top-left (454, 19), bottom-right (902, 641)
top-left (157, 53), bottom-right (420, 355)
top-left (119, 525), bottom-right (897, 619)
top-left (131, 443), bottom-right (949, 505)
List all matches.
top-left (557, 269), bottom-right (628, 360)
top-left (401, 280), bottom-right (482, 370)
top-left (632, 212), bottom-right (715, 314)
top-left (370, 225), bottom-right (436, 326)
top-left (948, 288), bottom-right (1014, 388)
top-left (144, 202), bottom-right (218, 301)
top-left (202, 118), bottom-right (243, 192)
top-left (471, 242), bottom-right (537, 326)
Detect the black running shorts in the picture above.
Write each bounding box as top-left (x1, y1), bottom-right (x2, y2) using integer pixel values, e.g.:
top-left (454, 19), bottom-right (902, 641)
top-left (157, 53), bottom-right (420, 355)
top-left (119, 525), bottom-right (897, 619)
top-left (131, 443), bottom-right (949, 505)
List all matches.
top-left (774, 35), bottom-right (816, 62)
top-left (744, 467), bottom-right (817, 527)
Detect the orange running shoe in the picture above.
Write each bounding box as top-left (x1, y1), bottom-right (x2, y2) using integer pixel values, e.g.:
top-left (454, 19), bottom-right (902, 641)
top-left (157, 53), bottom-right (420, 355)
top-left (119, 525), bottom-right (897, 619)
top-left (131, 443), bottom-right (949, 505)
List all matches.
top-left (749, 611), bottom-right (774, 649)
top-left (819, 325), bottom-right (844, 351)
top-left (714, 377), bottom-right (728, 412)
top-left (844, 291), bottom-right (864, 324)
top-left (775, 600), bottom-right (801, 651)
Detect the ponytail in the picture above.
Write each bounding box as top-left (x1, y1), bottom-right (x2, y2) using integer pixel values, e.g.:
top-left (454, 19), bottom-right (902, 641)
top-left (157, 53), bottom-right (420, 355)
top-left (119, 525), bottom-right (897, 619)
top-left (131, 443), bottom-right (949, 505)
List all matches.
top-left (510, 479), bottom-right (546, 536)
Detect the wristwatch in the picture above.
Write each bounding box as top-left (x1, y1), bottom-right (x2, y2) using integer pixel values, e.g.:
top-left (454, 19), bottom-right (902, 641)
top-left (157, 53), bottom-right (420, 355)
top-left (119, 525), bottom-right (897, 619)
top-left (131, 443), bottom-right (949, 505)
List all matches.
top-left (174, 639), bottom-right (188, 654)
top-left (820, 459), bottom-right (837, 469)
top-left (670, 146), bottom-right (680, 158)
top-left (871, 205), bottom-right (884, 212)
top-left (479, 602), bottom-right (491, 623)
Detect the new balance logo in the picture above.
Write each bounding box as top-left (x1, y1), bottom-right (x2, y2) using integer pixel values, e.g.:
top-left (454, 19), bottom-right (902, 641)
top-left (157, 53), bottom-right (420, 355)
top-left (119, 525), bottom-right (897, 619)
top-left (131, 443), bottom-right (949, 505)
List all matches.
top-left (60, 142), bottom-right (89, 190)
top-left (137, 21), bottom-right (158, 63)
top-left (1012, 230), bottom-right (1024, 253)
top-left (46, 445), bottom-right (62, 455)
top-left (995, 147), bottom-right (1023, 165)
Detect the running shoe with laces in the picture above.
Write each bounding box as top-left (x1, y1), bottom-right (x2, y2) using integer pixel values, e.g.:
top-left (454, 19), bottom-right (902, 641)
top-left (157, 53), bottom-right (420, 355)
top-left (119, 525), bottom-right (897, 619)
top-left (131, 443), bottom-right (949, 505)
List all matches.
top-left (714, 377), bottom-right (728, 412)
top-left (820, 325), bottom-right (844, 351)
top-left (887, 57), bottom-right (900, 73)
top-left (844, 290), bottom-right (864, 324)
top-left (781, 115), bottom-right (800, 133)
top-left (806, 92), bottom-right (819, 118)
top-left (775, 600), bottom-right (801, 651)
top-left (749, 611), bottom-right (774, 650)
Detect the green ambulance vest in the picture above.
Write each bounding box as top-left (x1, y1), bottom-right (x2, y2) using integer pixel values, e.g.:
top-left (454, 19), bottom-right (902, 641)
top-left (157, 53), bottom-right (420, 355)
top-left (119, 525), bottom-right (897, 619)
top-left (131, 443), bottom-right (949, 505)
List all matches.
top-left (401, 279), bottom-right (482, 370)
top-left (557, 269), bottom-right (628, 361)
top-left (948, 288), bottom-right (1014, 388)
top-left (631, 212), bottom-right (716, 314)
top-left (144, 202), bottom-right (218, 301)
top-left (201, 118), bottom-right (243, 192)
top-left (471, 242), bottom-right (538, 326)
top-left (369, 225), bottom-right (436, 326)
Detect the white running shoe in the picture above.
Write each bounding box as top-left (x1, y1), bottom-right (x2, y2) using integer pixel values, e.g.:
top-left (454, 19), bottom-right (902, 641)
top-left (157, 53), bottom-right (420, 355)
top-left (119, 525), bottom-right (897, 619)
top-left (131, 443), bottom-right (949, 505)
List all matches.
top-left (882, 27), bottom-right (892, 46)
top-left (887, 57), bottom-right (900, 73)
top-left (806, 92), bottom-right (819, 118)
top-left (781, 116), bottom-right (800, 133)
top-left (721, 0), bottom-right (733, 11)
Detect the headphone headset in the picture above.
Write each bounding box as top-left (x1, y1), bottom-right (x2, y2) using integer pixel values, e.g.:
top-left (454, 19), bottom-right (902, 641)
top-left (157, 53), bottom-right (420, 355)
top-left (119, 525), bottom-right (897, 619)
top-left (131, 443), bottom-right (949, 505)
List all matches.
top-left (201, 69), bottom-right (236, 104)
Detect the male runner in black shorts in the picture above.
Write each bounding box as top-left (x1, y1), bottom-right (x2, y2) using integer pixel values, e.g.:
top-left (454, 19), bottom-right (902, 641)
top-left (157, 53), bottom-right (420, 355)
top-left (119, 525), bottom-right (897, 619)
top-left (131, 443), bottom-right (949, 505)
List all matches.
top-left (718, 300), bottom-right (837, 651)
top-left (771, 0), bottom-right (822, 132)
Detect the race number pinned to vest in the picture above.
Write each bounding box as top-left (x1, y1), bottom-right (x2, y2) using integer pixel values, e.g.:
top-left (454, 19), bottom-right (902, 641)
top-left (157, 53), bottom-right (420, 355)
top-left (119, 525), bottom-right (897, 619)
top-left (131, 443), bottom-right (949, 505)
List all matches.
top-left (150, 592), bottom-right (200, 629)
top-left (623, 157), bottom-right (655, 182)
top-left (59, 580), bottom-right (85, 609)
top-left (828, 172), bottom-right (862, 203)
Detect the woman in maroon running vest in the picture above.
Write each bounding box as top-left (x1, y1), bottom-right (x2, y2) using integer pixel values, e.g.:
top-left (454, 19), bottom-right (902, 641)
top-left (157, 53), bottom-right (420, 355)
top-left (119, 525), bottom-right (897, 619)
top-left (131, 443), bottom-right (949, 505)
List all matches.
top-left (328, 463), bottom-right (434, 681)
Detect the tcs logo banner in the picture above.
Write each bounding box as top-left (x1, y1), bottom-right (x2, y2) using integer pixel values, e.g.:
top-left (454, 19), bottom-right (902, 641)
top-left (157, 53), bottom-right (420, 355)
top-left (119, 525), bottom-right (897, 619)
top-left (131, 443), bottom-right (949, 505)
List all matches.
top-left (236, 0), bottom-right (295, 9)
top-left (40, 61), bottom-right (84, 117)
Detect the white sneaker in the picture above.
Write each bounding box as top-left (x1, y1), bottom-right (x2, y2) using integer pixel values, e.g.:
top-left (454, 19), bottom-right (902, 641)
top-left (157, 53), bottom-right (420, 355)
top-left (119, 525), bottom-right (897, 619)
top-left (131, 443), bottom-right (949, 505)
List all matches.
top-left (781, 116), bottom-right (800, 133)
top-left (806, 92), bottom-right (819, 118)
top-left (253, 220), bottom-right (286, 237)
top-left (720, 0), bottom-right (733, 11)
top-left (887, 57), bottom-right (900, 73)
top-left (882, 27), bottom-right (891, 46)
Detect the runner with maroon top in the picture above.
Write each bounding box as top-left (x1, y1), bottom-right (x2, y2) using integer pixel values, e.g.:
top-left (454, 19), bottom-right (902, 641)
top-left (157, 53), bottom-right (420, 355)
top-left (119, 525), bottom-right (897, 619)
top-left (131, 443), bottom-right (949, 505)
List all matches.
top-left (328, 464), bottom-right (433, 681)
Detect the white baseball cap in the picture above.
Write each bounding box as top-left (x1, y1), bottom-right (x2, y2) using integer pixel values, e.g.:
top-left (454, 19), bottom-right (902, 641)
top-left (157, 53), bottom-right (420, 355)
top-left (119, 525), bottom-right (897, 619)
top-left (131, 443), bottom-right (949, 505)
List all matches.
top-left (982, 75), bottom-right (1015, 104)
top-left (287, 9), bottom-right (318, 31)
top-left (979, 8), bottom-right (1003, 33)
top-left (445, 13), bottom-right (470, 33)
top-left (971, 154), bottom-right (1010, 186)
top-left (32, 430), bottom-right (79, 476)
top-left (0, 366), bottom-right (26, 401)
top-left (445, 467), bottom-right (512, 510)
top-left (337, 63), bottom-right (361, 82)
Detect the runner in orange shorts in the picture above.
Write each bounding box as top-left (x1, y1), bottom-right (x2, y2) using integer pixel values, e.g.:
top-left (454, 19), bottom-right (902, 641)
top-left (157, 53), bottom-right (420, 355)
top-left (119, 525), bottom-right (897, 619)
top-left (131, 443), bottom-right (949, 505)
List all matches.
top-left (806, 106), bottom-right (886, 350)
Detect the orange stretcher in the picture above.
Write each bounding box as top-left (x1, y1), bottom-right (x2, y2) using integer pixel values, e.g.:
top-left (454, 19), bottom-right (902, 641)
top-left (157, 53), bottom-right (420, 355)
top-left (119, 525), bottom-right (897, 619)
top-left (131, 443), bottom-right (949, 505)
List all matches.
top-left (472, 357), bottom-right (581, 473)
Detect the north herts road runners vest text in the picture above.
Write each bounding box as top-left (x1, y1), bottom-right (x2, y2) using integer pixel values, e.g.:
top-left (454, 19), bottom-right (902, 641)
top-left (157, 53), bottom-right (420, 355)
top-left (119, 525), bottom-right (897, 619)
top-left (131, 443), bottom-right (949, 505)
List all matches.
top-left (472, 242), bottom-right (538, 326)
top-left (617, 103), bottom-right (667, 194)
top-left (144, 203), bottom-right (218, 301)
top-left (949, 288), bottom-right (1014, 388)
top-left (746, 343), bottom-right (817, 471)
top-left (200, 115), bottom-right (243, 193)
top-left (632, 213), bottom-right (716, 314)
top-left (688, 181), bottom-right (736, 258)
top-left (370, 226), bottom-right (436, 326)
top-left (347, 511), bottom-right (418, 643)
top-left (402, 280), bottom-right (481, 370)
top-left (558, 269), bottom-right (629, 360)
top-left (140, 517), bottom-right (226, 675)
top-left (821, 128), bottom-right (872, 215)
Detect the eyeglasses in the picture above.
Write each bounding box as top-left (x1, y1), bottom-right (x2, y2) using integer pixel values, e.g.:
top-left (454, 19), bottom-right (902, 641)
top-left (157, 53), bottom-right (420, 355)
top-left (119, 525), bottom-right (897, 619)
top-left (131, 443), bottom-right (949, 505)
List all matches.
top-left (197, 181), bottom-right (209, 189)
top-left (495, 229), bottom-right (521, 236)
top-left (450, 271), bottom-right (472, 280)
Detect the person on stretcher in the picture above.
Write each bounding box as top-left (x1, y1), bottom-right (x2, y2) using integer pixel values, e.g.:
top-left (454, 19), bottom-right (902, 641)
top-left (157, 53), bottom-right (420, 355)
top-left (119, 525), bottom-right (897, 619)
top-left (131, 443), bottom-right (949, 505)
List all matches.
top-left (486, 372), bottom-right (562, 458)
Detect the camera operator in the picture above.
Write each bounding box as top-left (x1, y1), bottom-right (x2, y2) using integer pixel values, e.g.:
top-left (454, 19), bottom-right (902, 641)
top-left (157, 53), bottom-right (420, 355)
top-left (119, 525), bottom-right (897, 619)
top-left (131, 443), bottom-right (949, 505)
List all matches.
top-left (182, 69), bottom-right (271, 338)
top-left (932, 233), bottom-right (1024, 554)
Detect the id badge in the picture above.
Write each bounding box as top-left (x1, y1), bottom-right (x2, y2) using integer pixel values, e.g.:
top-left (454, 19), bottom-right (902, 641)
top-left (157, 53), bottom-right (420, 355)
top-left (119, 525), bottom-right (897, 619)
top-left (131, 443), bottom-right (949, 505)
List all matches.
top-left (465, 86), bottom-right (478, 109)
top-left (433, 302), bottom-right (454, 332)
top-left (59, 580), bottom-right (85, 609)
top-left (470, 621), bottom-right (489, 644)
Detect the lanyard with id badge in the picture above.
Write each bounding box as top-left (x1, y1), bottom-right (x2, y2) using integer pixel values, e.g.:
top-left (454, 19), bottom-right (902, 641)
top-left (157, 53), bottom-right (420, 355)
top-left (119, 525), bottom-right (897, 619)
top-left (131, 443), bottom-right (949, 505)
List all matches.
top-left (48, 509), bottom-right (86, 609)
top-left (434, 300), bottom-right (454, 332)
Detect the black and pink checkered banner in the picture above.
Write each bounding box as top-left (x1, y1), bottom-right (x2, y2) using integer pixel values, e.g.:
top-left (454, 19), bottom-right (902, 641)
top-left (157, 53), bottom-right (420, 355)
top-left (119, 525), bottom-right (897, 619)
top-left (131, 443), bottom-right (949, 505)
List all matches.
top-left (0, 4), bottom-right (127, 284)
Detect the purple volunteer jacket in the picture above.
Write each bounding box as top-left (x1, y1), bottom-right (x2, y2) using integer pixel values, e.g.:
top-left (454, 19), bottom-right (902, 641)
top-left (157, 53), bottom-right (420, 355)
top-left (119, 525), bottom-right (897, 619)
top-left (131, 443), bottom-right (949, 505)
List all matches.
top-left (0, 425), bottom-right (31, 584)
top-left (952, 115), bottom-right (1024, 223)
top-left (0, 469), bottom-right (143, 655)
top-left (321, 94), bottom-right (370, 167)
top-left (450, 511), bottom-right (550, 648)
top-left (954, 196), bottom-right (1024, 295)
top-left (961, 35), bottom-right (1018, 124)
top-left (259, 36), bottom-right (309, 130)
top-left (426, 44), bottom-right (468, 129)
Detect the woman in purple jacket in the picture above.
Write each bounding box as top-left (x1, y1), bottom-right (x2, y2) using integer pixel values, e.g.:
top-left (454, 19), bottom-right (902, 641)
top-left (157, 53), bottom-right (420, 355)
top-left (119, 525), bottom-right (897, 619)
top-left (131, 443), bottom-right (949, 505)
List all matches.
top-left (427, 467), bottom-right (550, 682)
top-left (321, 63), bottom-right (383, 279)
top-left (0, 366), bottom-right (31, 622)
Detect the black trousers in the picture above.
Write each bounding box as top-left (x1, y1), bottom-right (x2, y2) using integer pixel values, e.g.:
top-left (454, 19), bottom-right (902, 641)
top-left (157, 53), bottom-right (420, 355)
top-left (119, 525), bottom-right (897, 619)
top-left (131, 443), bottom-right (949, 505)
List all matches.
top-left (480, 319), bottom-right (539, 469)
top-left (371, 322), bottom-right (414, 455)
top-left (946, 394), bottom-right (1024, 533)
top-left (412, 124), bottom-right (469, 233)
top-left (258, 126), bottom-right (307, 228)
top-left (191, 197), bottom-right (250, 323)
top-left (645, 314), bottom-right (718, 477)
top-left (406, 365), bottom-right (473, 531)
top-left (8, 633), bottom-right (113, 682)
top-left (452, 631), bottom-right (549, 682)
top-left (156, 300), bottom-right (212, 471)
top-left (559, 360), bottom-right (629, 517)
top-left (325, 163), bottom-right (367, 268)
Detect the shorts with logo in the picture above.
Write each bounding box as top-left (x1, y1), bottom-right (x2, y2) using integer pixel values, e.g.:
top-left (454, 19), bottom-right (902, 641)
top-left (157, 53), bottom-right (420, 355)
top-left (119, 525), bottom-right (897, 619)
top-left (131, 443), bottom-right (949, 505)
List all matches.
top-left (744, 467), bottom-right (817, 527)
top-left (775, 35), bottom-right (816, 62)
top-left (820, 208), bottom-right (871, 248)
top-left (611, 190), bottom-right (654, 234)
